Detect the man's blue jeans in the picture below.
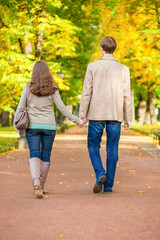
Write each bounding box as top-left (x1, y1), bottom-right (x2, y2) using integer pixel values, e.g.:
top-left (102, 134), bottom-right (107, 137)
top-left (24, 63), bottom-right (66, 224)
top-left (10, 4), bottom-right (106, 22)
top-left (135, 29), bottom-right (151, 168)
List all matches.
top-left (26, 129), bottom-right (56, 162)
top-left (88, 120), bottom-right (121, 191)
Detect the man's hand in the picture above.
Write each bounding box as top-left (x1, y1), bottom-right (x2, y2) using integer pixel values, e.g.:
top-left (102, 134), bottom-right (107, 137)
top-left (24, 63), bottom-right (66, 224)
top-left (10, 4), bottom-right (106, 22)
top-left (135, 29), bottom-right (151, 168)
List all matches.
top-left (80, 117), bottom-right (87, 126)
top-left (78, 117), bottom-right (87, 128)
top-left (124, 121), bottom-right (130, 130)
top-left (78, 119), bottom-right (84, 128)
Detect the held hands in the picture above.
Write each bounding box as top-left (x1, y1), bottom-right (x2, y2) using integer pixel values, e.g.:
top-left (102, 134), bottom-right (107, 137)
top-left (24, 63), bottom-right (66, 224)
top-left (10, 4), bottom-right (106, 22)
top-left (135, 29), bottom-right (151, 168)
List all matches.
top-left (124, 121), bottom-right (130, 130)
top-left (78, 117), bottom-right (87, 128)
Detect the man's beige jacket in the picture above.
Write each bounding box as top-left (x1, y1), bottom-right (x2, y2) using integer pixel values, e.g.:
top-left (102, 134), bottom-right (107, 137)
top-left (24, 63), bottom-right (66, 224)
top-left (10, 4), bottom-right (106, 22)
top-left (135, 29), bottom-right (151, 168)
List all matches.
top-left (79, 55), bottom-right (132, 122)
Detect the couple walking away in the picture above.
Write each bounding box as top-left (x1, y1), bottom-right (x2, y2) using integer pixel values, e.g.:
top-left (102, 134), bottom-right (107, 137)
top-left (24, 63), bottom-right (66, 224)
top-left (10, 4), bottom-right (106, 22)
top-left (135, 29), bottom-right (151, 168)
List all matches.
top-left (15, 36), bottom-right (132, 198)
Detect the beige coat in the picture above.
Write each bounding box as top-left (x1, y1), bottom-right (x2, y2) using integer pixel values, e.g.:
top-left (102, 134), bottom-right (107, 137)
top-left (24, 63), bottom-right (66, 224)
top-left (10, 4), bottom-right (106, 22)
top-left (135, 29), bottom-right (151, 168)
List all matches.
top-left (79, 55), bottom-right (132, 122)
top-left (15, 84), bottom-right (80, 126)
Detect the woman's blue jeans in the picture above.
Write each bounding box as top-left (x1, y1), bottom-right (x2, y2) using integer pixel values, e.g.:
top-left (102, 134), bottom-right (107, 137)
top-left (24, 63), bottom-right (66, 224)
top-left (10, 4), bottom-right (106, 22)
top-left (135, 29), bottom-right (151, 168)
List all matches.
top-left (88, 120), bottom-right (121, 191)
top-left (26, 129), bottom-right (56, 162)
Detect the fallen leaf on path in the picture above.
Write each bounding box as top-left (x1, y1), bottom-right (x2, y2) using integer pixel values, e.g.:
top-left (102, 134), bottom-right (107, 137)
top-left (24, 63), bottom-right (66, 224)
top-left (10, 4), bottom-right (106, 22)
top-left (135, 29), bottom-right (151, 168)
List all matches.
top-left (66, 185), bottom-right (69, 187)
top-left (85, 182), bottom-right (89, 184)
top-left (138, 191), bottom-right (144, 193)
top-left (44, 196), bottom-right (48, 198)
top-left (60, 234), bottom-right (64, 238)
top-left (129, 170), bottom-right (136, 175)
top-left (115, 181), bottom-right (120, 184)
top-left (70, 157), bottom-right (75, 161)
top-left (58, 208), bottom-right (64, 210)
top-left (71, 180), bottom-right (75, 182)
top-left (126, 151), bottom-right (130, 154)
top-left (147, 186), bottom-right (151, 189)
top-left (59, 182), bottom-right (67, 185)
top-left (61, 173), bottom-right (66, 176)
top-left (136, 157), bottom-right (141, 159)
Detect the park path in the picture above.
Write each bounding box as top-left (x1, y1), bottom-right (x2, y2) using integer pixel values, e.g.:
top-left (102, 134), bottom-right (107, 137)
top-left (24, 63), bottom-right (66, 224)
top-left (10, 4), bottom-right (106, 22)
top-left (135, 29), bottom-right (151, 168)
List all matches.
top-left (0, 126), bottom-right (160, 240)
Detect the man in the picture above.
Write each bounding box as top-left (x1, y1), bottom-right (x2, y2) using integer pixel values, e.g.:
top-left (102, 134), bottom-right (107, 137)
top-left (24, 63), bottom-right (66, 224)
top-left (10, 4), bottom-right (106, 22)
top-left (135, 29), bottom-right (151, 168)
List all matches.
top-left (79, 36), bottom-right (131, 194)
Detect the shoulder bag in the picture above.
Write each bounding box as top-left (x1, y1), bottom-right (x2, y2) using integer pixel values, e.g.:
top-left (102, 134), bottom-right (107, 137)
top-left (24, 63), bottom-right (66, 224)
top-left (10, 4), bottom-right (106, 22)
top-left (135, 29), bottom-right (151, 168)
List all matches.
top-left (14, 84), bottom-right (30, 131)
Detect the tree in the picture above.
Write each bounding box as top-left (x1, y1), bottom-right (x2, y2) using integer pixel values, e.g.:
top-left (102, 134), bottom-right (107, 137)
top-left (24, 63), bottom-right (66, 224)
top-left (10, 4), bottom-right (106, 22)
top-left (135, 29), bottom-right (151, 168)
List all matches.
top-left (0, 0), bottom-right (100, 123)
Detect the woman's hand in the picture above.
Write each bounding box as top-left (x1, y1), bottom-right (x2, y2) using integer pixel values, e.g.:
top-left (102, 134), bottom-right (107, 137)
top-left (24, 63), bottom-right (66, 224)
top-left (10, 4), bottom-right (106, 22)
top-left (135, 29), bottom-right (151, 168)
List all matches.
top-left (13, 124), bottom-right (20, 133)
top-left (15, 128), bottom-right (20, 133)
top-left (78, 118), bottom-right (86, 128)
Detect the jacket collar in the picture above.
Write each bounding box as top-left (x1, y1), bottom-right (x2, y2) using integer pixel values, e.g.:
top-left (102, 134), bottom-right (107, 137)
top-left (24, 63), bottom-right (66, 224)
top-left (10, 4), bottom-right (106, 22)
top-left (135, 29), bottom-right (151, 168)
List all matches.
top-left (100, 55), bottom-right (118, 61)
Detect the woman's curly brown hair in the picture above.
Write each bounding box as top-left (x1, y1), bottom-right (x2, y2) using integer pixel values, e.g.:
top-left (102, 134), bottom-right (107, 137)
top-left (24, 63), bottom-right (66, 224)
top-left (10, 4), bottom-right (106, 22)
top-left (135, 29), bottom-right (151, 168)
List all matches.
top-left (29, 60), bottom-right (58, 96)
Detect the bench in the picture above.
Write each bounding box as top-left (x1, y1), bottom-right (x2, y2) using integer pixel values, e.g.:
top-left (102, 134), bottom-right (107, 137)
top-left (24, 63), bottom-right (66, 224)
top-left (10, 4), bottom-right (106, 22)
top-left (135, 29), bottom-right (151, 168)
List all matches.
top-left (150, 129), bottom-right (160, 145)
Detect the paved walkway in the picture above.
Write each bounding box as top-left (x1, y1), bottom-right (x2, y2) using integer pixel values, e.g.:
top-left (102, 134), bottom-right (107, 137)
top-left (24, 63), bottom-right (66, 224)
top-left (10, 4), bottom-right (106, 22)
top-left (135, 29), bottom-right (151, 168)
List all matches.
top-left (0, 126), bottom-right (160, 240)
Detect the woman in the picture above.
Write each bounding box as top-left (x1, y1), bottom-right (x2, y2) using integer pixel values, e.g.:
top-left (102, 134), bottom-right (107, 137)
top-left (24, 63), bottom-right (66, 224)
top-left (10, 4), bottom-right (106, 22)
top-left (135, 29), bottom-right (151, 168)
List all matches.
top-left (15, 61), bottom-right (82, 198)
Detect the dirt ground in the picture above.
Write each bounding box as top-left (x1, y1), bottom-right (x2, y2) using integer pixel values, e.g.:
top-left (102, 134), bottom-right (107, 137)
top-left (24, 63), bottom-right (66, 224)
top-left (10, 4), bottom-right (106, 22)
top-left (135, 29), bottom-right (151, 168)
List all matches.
top-left (0, 126), bottom-right (160, 240)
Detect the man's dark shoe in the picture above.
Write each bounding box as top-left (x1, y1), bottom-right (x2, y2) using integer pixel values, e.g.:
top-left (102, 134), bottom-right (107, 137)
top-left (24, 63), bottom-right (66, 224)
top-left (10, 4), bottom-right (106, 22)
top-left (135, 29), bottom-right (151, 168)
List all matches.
top-left (93, 174), bottom-right (106, 193)
top-left (104, 189), bottom-right (113, 194)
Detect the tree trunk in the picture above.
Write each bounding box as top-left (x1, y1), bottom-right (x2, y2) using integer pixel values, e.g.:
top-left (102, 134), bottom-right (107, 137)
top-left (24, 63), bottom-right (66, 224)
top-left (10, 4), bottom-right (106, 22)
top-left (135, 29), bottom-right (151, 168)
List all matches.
top-left (137, 100), bottom-right (146, 125)
top-left (131, 90), bottom-right (135, 123)
top-left (0, 113), bottom-right (2, 125)
top-left (158, 108), bottom-right (160, 121)
top-left (1, 111), bottom-right (9, 126)
top-left (148, 91), bottom-right (157, 124)
top-left (135, 107), bottom-right (138, 121)
top-left (57, 110), bottom-right (63, 125)
top-left (144, 111), bottom-right (150, 125)
top-left (11, 112), bottom-right (15, 126)
top-left (35, 30), bottom-right (43, 59)
top-left (18, 37), bottom-right (24, 54)
top-left (34, 9), bottom-right (45, 59)
top-left (25, 42), bottom-right (32, 55)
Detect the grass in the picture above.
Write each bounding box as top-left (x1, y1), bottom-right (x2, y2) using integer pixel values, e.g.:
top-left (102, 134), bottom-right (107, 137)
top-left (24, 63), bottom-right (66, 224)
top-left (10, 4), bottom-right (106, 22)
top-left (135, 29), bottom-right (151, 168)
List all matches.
top-left (0, 124), bottom-right (76, 154)
top-left (131, 124), bottom-right (160, 136)
top-left (2, 123), bottom-right (159, 154)
top-left (0, 137), bottom-right (18, 153)
top-left (0, 126), bottom-right (19, 153)
top-left (0, 126), bottom-right (19, 138)
top-left (0, 126), bottom-right (17, 132)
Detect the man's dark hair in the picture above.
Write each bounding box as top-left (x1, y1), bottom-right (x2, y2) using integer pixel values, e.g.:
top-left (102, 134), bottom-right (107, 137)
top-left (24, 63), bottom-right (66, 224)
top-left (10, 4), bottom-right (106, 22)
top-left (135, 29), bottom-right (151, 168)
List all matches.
top-left (100, 36), bottom-right (117, 53)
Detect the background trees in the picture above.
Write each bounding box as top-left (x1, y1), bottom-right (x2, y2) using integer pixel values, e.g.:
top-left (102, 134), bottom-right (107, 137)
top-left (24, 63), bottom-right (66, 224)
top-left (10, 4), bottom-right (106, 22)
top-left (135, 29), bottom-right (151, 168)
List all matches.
top-left (0, 0), bottom-right (99, 124)
top-left (0, 0), bottom-right (159, 126)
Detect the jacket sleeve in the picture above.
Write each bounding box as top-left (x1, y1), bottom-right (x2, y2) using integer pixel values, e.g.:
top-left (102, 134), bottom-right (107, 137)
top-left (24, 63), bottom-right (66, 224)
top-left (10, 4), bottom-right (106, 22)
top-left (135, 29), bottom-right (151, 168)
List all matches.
top-left (78, 64), bottom-right (93, 118)
top-left (52, 91), bottom-right (80, 125)
top-left (15, 84), bottom-right (28, 116)
top-left (123, 67), bottom-right (132, 121)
